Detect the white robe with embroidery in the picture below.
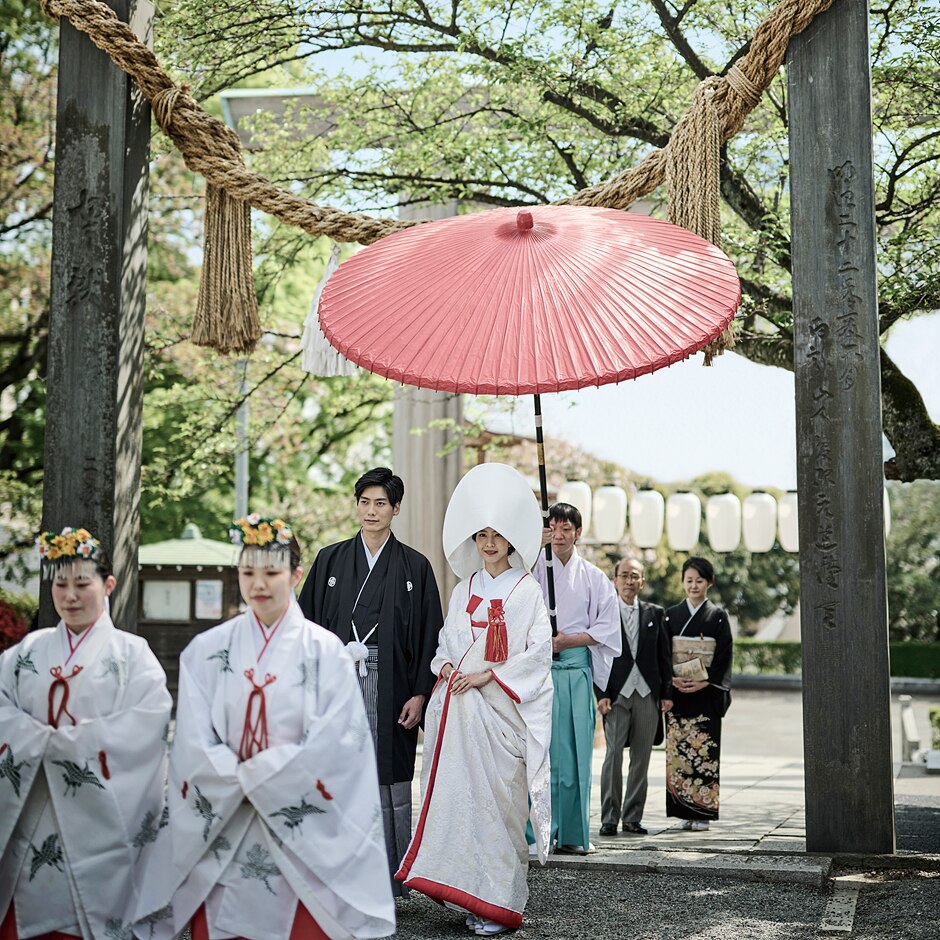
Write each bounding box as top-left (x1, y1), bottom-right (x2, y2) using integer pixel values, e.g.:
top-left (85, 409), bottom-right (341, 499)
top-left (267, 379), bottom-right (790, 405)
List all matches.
top-left (134, 601), bottom-right (394, 940)
top-left (0, 616), bottom-right (171, 939)
top-left (533, 549), bottom-right (621, 689)
top-left (395, 572), bottom-right (552, 928)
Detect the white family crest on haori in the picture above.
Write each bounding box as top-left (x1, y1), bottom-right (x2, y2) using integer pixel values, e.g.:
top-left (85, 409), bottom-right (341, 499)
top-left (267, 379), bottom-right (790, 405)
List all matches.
top-left (134, 600), bottom-right (394, 940)
top-left (442, 461), bottom-right (543, 577)
top-left (0, 614), bottom-right (172, 939)
top-left (396, 462), bottom-right (553, 929)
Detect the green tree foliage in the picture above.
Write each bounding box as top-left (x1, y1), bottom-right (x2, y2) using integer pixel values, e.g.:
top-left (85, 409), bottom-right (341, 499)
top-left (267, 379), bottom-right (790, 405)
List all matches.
top-left (885, 481), bottom-right (940, 642)
top-left (0, 8), bottom-right (396, 565)
top-left (155, 0), bottom-right (940, 480)
top-left (0, 0), bottom-right (56, 560)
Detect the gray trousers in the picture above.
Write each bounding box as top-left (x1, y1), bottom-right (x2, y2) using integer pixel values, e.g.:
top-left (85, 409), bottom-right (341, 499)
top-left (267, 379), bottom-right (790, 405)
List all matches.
top-left (600, 690), bottom-right (660, 825)
top-left (359, 648), bottom-right (411, 896)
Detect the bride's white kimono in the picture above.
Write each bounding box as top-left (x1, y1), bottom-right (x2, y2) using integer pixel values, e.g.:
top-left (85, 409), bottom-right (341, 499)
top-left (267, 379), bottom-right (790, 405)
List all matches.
top-left (395, 569), bottom-right (553, 929)
top-left (0, 614), bottom-right (171, 939)
top-left (134, 601), bottom-right (394, 940)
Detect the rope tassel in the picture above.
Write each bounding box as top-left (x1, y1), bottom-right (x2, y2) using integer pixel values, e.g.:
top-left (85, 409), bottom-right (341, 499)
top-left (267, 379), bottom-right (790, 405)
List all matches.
top-left (191, 182), bottom-right (261, 354)
top-left (239, 669), bottom-right (277, 761)
top-left (484, 600), bottom-right (509, 663)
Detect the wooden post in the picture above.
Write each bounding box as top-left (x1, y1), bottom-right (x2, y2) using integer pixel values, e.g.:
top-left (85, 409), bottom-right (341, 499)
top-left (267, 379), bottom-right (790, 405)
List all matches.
top-left (787, 0), bottom-right (895, 853)
top-left (40, 0), bottom-right (153, 630)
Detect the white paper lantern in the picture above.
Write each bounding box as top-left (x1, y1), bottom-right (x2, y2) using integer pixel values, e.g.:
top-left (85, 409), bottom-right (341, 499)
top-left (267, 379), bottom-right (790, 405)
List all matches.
top-left (742, 492), bottom-right (777, 553)
top-left (592, 485), bottom-right (628, 543)
top-left (777, 491), bottom-right (799, 552)
top-left (630, 489), bottom-right (665, 548)
top-left (706, 493), bottom-right (742, 552)
top-left (883, 485), bottom-right (891, 538)
top-left (556, 480), bottom-right (592, 534)
top-left (666, 492), bottom-right (701, 552)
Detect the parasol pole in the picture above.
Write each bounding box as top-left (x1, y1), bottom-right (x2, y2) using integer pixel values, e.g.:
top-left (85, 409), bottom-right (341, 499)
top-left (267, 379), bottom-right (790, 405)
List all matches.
top-left (534, 395), bottom-right (560, 658)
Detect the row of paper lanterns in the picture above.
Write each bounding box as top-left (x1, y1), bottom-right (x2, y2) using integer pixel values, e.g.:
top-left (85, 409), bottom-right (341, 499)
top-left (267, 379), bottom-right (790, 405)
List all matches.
top-left (556, 482), bottom-right (891, 554)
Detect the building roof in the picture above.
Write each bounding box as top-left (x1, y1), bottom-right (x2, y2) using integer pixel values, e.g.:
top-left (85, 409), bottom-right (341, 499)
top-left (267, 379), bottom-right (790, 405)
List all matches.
top-left (138, 524), bottom-right (236, 568)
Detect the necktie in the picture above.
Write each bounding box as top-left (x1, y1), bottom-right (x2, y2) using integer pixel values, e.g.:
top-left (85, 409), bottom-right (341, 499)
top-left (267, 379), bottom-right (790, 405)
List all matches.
top-left (627, 606), bottom-right (638, 657)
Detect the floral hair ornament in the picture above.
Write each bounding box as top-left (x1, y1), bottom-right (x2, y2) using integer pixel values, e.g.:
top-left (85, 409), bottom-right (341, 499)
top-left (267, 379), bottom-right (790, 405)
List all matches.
top-left (37, 527), bottom-right (102, 579)
top-left (229, 514), bottom-right (295, 568)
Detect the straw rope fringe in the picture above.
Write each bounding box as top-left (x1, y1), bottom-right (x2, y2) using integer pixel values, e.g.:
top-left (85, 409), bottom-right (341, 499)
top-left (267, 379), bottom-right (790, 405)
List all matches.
top-left (38, 0), bottom-right (835, 356)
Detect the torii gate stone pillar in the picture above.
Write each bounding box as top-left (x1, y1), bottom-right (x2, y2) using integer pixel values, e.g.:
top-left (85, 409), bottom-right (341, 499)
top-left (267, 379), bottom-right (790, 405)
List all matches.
top-left (788, 0), bottom-right (895, 852)
top-left (40, 0), bottom-right (154, 630)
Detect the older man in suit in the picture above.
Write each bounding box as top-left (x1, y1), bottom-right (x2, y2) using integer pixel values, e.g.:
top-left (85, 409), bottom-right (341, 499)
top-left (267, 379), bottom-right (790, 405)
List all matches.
top-left (596, 557), bottom-right (673, 836)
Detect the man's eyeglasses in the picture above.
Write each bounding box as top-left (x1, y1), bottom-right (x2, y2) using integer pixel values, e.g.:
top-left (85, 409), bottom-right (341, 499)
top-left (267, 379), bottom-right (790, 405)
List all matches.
top-left (616, 573), bottom-right (642, 581)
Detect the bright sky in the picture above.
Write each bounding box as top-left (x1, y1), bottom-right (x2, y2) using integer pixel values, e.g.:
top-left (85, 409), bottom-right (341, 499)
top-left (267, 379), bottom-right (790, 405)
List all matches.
top-left (478, 312), bottom-right (940, 490)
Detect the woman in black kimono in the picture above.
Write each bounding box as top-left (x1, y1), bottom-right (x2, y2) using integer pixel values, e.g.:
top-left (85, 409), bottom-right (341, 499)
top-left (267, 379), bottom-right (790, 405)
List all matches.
top-left (663, 556), bottom-right (732, 831)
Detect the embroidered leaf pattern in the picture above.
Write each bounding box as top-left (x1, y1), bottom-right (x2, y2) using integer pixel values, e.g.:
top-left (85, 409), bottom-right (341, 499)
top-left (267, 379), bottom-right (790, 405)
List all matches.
top-left (294, 658), bottom-right (318, 691)
top-left (348, 715), bottom-right (370, 753)
top-left (14, 652), bottom-right (38, 680)
top-left (29, 833), bottom-right (64, 880)
top-left (192, 783), bottom-right (221, 841)
top-left (239, 842), bottom-right (280, 894)
top-left (0, 745), bottom-right (27, 798)
top-left (209, 833), bottom-right (231, 862)
top-left (132, 810), bottom-right (159, 852)
top-left (139, 903), bottom-right (173, 938)
top-left (271, 795), bottom-right (325, 834)
top-left (51, 759), bottom-right (105, 797)
top-left (104, 918), bottom-right (134, 940)
top-left (161, 722), bottom-right (170, 743)
top-left (159, 804), bottom-right (169, 828)
top-left (97, 655), bottom-right (127, 684)
top-left (207, 648), bottom-right (233, 674)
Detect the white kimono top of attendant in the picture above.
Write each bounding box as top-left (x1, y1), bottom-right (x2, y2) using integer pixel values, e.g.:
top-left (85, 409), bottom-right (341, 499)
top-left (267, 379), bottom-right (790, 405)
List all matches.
top-left (0, 614), bottom-right (171, 940)
top-left (134, 601), bottom-right (395, 940)
top-left (533, 549), bottom-right (621, 689)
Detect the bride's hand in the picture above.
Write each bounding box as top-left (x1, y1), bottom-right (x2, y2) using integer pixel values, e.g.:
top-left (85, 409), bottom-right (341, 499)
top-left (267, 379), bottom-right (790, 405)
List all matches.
top-left (451, 670), bottom-right (493, 694)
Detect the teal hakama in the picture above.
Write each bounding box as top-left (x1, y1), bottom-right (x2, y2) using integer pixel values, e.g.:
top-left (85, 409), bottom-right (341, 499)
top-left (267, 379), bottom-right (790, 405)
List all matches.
top-left (526, 646), bottom-right (596, 850)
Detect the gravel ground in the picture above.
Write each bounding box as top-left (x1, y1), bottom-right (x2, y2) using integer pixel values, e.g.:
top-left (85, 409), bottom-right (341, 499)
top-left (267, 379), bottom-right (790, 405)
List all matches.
top-left (393, 866), bottom-right (940, 939)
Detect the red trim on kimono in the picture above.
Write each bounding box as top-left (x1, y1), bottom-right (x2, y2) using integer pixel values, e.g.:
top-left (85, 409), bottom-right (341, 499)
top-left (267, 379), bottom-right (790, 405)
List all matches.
top-left (190, 901), bottom-right (330, 940)
top-left (399, 878), bottom-right (523, 929)
top-left (394, 674), bottom-right (456, 880)
top-left (489, 671), bottom-right (520, 703)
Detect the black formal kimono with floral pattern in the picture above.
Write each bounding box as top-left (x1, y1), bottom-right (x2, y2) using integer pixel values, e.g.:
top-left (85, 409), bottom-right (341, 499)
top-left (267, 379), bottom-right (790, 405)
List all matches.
top-left (663, 599), bottom-right (733, 820)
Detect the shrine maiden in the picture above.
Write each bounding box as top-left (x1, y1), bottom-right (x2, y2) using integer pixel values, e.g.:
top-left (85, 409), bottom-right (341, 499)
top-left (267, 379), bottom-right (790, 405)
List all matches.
top-left (134, 515), bottom-right (394, 940)
top-left (0, 527), bottom-right (171, 940)
top-left (396, 464), bottom-right (553, 937)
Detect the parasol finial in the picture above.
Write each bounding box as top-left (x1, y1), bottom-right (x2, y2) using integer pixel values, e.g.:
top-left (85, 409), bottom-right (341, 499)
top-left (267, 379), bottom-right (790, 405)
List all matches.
top-left (516, 210), bottom-right (534, 231)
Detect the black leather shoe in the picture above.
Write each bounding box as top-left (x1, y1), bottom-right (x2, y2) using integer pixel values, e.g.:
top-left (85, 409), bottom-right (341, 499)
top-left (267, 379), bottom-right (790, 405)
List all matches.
top-left (598, 823), bottom-right (618, 836)
top-left (622, 822), bottom-right (648, 835)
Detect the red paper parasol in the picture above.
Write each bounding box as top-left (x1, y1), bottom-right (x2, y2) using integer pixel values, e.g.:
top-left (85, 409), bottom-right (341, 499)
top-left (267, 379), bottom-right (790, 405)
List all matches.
top-left (315, 204), bottom-right (741, 636)
top-left (318, 205), bottom-right (740, 396)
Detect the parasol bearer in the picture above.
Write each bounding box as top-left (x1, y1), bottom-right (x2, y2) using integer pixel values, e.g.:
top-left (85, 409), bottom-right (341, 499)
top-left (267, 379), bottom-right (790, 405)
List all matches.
top-left (297, 468), bottom-right (443, 895)
top-left (0, 527), bottom-right (171, 940)
top-left (528, 503), bottom-right (621, 854)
